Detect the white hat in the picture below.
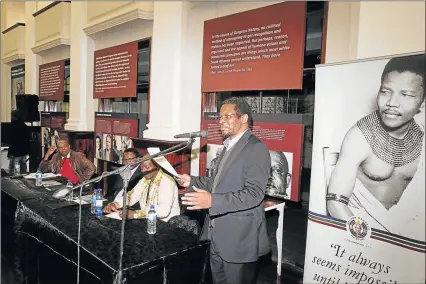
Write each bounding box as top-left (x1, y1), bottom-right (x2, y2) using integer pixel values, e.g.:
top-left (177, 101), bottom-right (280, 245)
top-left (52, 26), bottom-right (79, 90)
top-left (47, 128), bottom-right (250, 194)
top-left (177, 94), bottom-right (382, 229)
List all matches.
top-left (147, 147), bottom-right (179, 177)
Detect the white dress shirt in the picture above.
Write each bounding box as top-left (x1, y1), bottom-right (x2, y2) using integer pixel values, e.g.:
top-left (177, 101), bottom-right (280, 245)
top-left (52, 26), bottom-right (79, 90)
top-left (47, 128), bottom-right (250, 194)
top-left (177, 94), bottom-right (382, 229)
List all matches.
top-left (224, 129), bottom-right (248, 151)
top-left (113, 166), bottom-right (140, 202)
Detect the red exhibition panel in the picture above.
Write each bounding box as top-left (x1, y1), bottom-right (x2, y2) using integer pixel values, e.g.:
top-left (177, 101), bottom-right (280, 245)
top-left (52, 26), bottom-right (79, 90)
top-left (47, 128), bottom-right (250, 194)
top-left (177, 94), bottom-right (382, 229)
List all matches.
top-left (200, 119), bottom-right (304, 202)
top-left (202, 1), bottom-right (306, 92)
top-left (93, 41), bottom-right (138, 99)
top-left (94, 117), bottom-right (138, 138)
top-left (39, 60), bottom-right (65, 101)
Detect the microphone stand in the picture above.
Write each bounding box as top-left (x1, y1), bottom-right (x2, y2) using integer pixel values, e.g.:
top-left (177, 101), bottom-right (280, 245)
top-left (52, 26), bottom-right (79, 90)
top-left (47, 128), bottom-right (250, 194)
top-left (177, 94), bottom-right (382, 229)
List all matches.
top-left (114, 178), bottom-right (130, 284)
top-left (72, 138), bottom-right (195, 284)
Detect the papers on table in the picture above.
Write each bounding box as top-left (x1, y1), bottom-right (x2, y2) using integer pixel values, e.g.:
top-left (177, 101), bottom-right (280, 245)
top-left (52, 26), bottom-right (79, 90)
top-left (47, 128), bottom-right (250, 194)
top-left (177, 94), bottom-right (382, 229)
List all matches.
top-left (42, 180), bottom-right (62, 187)
top-left (104, 211), bottom-right (146, 220)
top-left (147, 147), bottom-right (179, 177)
top-left (24, 173), bottom-right (60, 179)
top-left (105, 212), bottom-right (122, 220)
top-left (71, 195), bottom-right (107, 205)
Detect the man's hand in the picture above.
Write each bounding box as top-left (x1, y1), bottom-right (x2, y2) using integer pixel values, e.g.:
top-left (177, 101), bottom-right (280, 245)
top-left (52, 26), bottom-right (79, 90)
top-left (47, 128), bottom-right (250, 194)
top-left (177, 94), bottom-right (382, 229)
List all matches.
top-left (118, 209), bottom-right (136, 219)
top-left (175, 174), bottom-right (191, 188)
top-left (103, 202), bottom-right (120, 214)
top-left (181, 186), bottom-right (211, 210)
top-left (44, 146), bottom-right (57, 160)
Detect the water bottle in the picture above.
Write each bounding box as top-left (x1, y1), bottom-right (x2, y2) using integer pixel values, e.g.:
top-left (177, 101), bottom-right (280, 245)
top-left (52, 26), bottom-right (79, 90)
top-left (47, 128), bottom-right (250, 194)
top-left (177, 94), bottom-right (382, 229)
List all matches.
top-left (35, 168), bottom-right (43, 187)
top-left (147, 204), bottom-right (157, 235)
top-left (95, 189), bottom-right (103, 217)
top-left (14, 161), bottom-right (20, 176)
top-left (91, 188), bottom-right (98, 214)
top-left (66, 180), bottom-right (73, 201)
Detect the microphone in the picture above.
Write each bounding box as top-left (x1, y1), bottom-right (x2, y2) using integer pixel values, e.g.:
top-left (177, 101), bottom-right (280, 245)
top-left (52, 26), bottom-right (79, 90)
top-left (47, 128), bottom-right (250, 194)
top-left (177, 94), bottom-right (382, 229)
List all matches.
top-left (120, 167), bottom-right (132, 189)
top-left (174, 130), bottom-right (208, 139)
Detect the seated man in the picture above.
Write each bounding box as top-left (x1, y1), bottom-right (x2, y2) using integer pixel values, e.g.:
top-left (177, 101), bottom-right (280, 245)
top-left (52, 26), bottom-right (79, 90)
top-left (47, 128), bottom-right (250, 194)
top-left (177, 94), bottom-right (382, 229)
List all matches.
top-left (103, 155), bottom-right (180, 222)
top-left (106, 148), bottom-right (143, 202)
top-left (326, 55), bottom-right (425, 233)
top-left (39, 140), bottom-right (96, 184)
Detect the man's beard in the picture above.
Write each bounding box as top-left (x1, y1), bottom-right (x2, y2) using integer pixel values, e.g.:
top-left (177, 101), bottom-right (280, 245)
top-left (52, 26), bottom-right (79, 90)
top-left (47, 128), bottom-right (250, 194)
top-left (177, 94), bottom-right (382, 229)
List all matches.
top-left (221, 132), bottom-right (230, 140)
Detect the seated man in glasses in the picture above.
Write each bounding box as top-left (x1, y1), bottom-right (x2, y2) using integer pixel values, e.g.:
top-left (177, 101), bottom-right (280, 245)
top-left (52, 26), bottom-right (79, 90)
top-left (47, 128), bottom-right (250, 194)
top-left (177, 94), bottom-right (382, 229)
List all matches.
top-left (106, 148), bottom-right (143, 202)
top-left (103, 155), bottom-right (180, 222)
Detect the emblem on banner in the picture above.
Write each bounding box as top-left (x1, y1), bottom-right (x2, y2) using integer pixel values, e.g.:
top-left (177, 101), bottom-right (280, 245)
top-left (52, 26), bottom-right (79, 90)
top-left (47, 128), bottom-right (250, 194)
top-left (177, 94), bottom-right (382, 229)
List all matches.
top-left (346, 216), bottom-right (371, 241)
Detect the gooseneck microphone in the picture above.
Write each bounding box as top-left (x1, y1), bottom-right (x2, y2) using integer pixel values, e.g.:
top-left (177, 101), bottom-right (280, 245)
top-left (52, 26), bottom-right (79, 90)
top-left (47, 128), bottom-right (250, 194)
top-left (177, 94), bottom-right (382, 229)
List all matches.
top-left (174, 130), bottom-right (208, 139)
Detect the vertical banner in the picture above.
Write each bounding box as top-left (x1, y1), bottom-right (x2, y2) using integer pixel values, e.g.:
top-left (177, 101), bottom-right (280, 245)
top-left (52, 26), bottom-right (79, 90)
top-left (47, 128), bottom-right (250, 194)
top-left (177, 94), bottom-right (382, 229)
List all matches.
top-left (202, 1), bottom-right (306, 92)
top-left (39, 60), bottom-right (65, 101)
top-left (200, 113), bottom-right (304, 202)
top-left (11, 64), bottom-right (25, 110)
top-left (93, 41), bottom-right (138, 99)
top-left (304, 54), bottom-right (425, 283)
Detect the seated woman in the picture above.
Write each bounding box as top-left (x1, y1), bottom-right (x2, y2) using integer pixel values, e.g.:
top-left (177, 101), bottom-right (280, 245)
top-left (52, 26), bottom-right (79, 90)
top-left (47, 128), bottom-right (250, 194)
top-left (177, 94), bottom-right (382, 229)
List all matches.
top-left (103, 155), bottom-right (180, 222)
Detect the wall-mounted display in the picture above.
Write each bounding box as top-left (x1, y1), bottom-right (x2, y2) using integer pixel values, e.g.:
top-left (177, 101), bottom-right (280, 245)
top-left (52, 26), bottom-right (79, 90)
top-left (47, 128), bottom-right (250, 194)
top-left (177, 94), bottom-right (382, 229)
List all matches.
top-left (39, 60), bottom-right (66, 101)
top-left (11, 64), bottom-right (25, 110)
top-left (202, 1), bottom-right (306, 92)
top-left (200, 113), bottom-right (304, 202)
top-left (93, 41), bottom-right (138, 99)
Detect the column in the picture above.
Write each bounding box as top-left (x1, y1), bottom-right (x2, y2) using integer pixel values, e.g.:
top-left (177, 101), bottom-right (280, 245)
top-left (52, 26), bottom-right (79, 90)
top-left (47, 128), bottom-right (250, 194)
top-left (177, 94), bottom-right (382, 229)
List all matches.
top-left (324, 2), bottom-right (360, 63)
top-left (24, 2), bottom-right (42, 116)
top-left (0, 63), bottom-right (10, 122)
top-left (65, 1), bottom-right (95, 131)
top-left (144, 1), bottom-right (194, 141)
top-left (1, 4), bottom-right (8, 121)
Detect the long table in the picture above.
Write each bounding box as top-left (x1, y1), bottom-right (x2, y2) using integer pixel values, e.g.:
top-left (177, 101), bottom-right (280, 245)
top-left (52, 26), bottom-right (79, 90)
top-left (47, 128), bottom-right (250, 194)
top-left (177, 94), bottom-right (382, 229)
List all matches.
top-left (1, 177), bottom-right (209, 284)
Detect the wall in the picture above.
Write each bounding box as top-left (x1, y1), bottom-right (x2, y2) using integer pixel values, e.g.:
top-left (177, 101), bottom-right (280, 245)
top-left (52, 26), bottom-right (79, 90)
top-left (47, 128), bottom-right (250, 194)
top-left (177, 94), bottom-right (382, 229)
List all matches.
top-left (90, 19), bottom-right (153, 118)
top-left (36, 1), bottom-right (54, 12)
top-left (1, 2), bottom-right (26, 122)
top-left (38, 45), bottom-right (70, 64)
top-left (356, 1), bottom-right (425, 59)
top-left (325, 1), bottom-right (425, 63)
top-left (1, 2), bottom-right (25, 29)
top-left (92, 20), bottom-right (153, 51)
top-left (324, 2), bottom-right (359, 63)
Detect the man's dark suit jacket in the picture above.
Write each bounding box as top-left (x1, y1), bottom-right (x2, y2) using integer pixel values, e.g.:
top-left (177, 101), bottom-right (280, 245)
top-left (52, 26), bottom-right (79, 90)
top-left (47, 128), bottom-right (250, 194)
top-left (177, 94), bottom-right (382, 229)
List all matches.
top-left (107, 165), bottom-right (143, 201)
top-left (189, 130), bottom-right (271, 263)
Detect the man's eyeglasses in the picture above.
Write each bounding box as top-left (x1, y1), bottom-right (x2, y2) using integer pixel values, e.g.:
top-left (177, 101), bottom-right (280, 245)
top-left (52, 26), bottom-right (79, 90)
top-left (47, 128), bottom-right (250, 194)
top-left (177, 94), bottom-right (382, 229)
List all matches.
top-left (217, 113), bottom-right (239, 121)
top-left (123, 158), bottom-right (136, 162)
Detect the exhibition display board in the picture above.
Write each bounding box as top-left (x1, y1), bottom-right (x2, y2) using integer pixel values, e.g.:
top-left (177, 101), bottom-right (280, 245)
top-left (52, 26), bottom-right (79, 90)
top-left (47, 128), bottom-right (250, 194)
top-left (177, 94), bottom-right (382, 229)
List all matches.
top-left (38, 60), bottom-right (66, 101)
top-left (93, 41), bottom-right (138, 99)
top-left (202, 1), bottom-right (306, 92)
top-left (200, 113), bottom-right (304, 202)
top-left (94, 112), bottom-right (138, 164)
top-left (303, 53), bottom-right (425, 283)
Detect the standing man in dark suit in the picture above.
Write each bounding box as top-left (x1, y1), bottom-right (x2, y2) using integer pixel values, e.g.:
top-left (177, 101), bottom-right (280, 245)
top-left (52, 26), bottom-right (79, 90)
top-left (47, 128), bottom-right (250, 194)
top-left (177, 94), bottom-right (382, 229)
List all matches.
top-left (178, 97), bottom-right (271, 284)
top-left (106, 148), bottom-right (143, 201)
